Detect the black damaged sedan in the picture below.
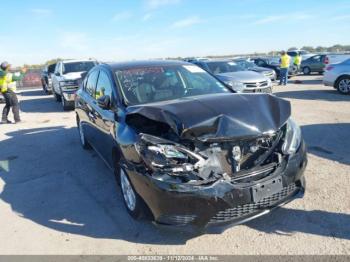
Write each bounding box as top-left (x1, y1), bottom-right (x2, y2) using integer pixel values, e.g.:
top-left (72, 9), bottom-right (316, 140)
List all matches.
top-left (75, 60), bottom-right (307, 229)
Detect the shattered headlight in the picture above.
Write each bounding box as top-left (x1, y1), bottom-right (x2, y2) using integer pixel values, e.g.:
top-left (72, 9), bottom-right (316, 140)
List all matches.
top-left (135, 134), bottom-right (202, 174)
top-left (226, 81), bottom-right (245, 92)
top-left (282, 118), bottom-right (302, 155)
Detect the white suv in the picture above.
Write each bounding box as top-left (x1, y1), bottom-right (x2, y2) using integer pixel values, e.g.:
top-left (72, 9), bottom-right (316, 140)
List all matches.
top-left (52, 59), bottom-right (97, 110)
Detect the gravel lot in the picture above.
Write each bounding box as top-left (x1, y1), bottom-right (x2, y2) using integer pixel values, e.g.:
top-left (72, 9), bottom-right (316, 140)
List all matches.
top-left (0, 75), bottom-right (349, 255)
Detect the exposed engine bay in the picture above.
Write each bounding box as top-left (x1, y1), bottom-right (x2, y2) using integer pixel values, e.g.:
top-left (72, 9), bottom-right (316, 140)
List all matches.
top-left (135, 127), bottom-right (285, 185)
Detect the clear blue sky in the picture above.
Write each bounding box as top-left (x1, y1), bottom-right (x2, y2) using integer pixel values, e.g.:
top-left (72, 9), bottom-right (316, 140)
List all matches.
top-left (2, 0), bottom-right (350, 65)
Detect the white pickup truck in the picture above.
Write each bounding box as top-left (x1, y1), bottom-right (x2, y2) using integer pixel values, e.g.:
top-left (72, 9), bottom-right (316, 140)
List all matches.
top-left (52, 59), bottom-right (97, 110)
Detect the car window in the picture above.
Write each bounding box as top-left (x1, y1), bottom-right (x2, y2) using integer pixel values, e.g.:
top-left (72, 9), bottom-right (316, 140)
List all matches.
top-left (310, 55), bottom-right (321, 62)
top-left (85, 70), bottom-right (99, 97)
top-left (95, 70), bottom-right (113, 100)
top-left (62, 61), bottom-right (96, 74)
top-left (206, 62), bottom-right (242, 74)
top-left (48, 64), bottom-right (56, 73)
top-left (256, 60), bottom-right (265, 66)
top-left (115, 65), bottom-right (230, 106)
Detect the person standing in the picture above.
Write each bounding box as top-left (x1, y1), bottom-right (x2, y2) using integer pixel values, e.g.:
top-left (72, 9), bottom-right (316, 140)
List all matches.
top-left (279, 51), bottom-right (290, 86)
top-left (293, 52), bottom-right (302, 74)
top-left (0, 62), bottom-right (27, 124)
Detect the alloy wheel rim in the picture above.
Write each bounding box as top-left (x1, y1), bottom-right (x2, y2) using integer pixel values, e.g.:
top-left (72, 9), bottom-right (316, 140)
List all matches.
top-left (120, 169), bottom-right (136, 211)
top-left (339, 79), bottom-right (350, 93)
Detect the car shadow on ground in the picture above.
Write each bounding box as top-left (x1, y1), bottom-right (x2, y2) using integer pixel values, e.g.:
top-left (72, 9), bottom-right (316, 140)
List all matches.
top-left (291, 77), bottom-right (323, 85)
top-left (0, 127), bottom-right (198, 244)
top-left (301, 123), bottom-right (350, 165)
top-left (1, 126), bottom-right (349, 243)
top-left (275, 89), bottom-right (350, 102)
top-left (19, 89), bottom-right (46, 97)
top-left (19, 97), bottom-right (67, 113)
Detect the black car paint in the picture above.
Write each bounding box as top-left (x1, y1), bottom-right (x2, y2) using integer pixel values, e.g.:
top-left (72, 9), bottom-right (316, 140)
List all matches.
top-left (252, 58), bottom-right (281, 76)
top-left (75, 61), bottom-right (307, 229)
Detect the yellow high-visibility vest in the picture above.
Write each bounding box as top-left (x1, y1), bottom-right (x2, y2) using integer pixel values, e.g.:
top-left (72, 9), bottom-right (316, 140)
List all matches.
top-left (294, 55), bottom-right (302, 65)
top-left (0, 72), bottom-right (16, 93)
top-left (280, 55), bottom-right (290, 68)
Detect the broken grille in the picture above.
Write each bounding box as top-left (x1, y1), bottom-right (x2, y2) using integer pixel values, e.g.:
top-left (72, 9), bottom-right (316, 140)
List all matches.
top-left (209, 183), bottom-right (297, 224)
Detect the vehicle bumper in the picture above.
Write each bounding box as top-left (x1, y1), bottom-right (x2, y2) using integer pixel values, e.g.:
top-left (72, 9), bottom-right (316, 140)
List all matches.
top-left (125, 141), bottom-right (307, 229)
top-left (62, 90), bottom-right (77, 102)
top-left (323, 72), bottom-right (337, 87)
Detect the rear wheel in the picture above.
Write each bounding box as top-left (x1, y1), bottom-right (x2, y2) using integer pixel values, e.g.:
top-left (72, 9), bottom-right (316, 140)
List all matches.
top-left (302, 67), bottom-right (311, 75)
top-left (336, 76), bottom-right (350, 95)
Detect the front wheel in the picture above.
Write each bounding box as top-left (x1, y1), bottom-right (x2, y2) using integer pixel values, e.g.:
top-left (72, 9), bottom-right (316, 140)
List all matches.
top-left (54, 90), bottom-right (61, 102)
top-left (336, 76), bottom-right (350, 95)
top-left (119, 168), bottom-right (144, 219)
top-left (61, 94), bottom-right (73, 111)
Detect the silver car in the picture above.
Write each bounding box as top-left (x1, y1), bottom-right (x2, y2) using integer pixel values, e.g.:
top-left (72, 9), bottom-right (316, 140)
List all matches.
top-left (323, 59), bottom-right (350, 94)
top-left (193, 60), bottom-right (272, 93)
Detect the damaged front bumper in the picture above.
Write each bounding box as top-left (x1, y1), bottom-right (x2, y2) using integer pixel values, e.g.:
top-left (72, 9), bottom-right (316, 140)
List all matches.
top-left (124, 141), bottom-right (307, 229)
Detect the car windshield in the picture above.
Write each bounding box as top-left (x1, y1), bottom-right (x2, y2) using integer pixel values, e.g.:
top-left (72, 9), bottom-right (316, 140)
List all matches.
top-left (206, 61), bottom-right (243, 74)
top-left (267, 57), bottom-right (280, 65)
top-left (234, 60), bottom-right (256, 70)
top-left (115, 64), bottom-right (231, 106)
top-left (63, 62), bottom-right (95, 74)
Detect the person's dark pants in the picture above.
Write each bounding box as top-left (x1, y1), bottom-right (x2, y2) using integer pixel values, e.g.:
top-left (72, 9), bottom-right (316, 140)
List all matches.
top-left (2, 91), bottom-right (20, 122)
top-left (279, 68), bottom-right (289, 85)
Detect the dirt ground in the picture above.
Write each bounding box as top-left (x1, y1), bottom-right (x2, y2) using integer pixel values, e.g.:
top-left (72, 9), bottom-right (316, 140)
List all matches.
top-left (0, 74), bottom-right (349, 255)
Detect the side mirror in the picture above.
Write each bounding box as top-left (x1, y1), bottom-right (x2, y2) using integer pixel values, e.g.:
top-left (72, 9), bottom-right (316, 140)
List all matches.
top-left (97, 95), bottom-right (111, 110)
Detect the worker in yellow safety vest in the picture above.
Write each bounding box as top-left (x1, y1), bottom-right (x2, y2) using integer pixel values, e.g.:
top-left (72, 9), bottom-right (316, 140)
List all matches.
top-left (0, 62), bottom-right (27, 124)
top-left (279, 51), bottom-right (290, 86)
top-left (293, 52), bottom-right (302, 73)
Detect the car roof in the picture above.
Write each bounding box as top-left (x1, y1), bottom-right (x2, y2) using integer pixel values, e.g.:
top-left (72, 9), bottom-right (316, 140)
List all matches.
top-left (62, 59), bottom-right (96, 64)
top-left (104, 60), bottom-right (190, 70)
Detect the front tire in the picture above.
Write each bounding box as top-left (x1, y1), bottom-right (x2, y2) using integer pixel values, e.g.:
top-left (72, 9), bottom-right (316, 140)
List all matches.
top-left (302, 67), bottom-right (311, 75)
top-left (61, 94), bottom-right (72, 111)
top-left (119, 168), bottom-right (144, 219)
top-left (335, 76), bottom-right (350, 95)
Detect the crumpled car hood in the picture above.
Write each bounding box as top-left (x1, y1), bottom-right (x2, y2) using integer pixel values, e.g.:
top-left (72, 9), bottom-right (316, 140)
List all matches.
top-left (125, 93), bottom-right (291, 141)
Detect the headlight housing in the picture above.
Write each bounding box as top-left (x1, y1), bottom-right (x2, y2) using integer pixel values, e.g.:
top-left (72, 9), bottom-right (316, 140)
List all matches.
top-left (226, 81), bottom-right (245, 92)
top-left (282, 118), bottom-right (302, 154)
top-left (135, 134), bottom-right (203, 175)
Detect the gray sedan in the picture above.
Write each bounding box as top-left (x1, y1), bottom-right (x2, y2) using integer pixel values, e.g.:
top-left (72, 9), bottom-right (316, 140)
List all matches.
top-left (192, 60), bottom-right (272, 93)
top-left (323, 59), bottom-right (350, 94)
